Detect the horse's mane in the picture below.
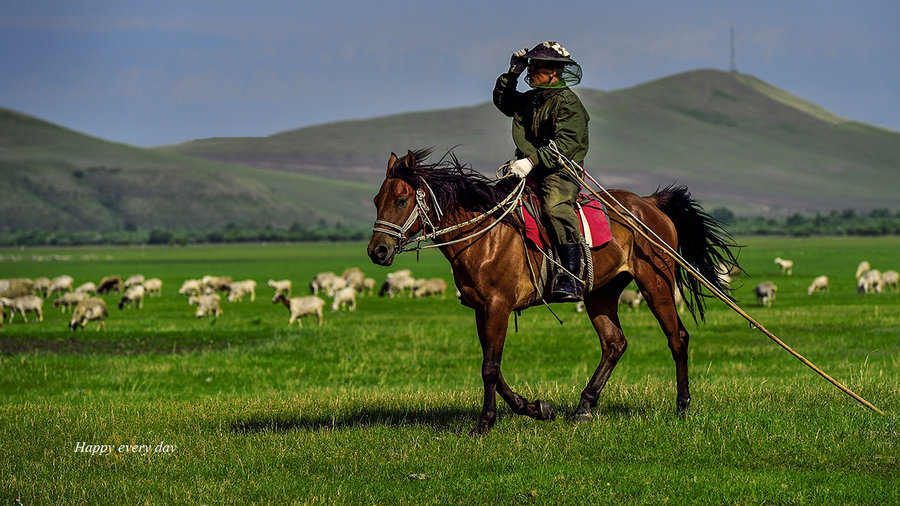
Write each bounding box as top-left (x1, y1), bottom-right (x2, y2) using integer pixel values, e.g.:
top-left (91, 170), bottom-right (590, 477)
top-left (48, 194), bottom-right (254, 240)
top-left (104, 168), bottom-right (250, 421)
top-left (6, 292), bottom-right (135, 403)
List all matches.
top-left (390, 148), bottom-right (521, 220)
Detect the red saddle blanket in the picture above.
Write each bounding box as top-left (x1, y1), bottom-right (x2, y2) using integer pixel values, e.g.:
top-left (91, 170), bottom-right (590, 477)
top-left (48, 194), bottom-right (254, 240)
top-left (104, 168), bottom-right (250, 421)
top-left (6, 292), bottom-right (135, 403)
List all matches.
top-left (521, 196), bottom-right (612, 250)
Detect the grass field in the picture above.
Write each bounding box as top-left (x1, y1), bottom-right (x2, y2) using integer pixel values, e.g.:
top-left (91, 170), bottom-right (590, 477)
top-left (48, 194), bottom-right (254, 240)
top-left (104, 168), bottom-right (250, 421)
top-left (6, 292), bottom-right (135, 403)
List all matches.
top-left (1, 237), bottom-right (898, 504)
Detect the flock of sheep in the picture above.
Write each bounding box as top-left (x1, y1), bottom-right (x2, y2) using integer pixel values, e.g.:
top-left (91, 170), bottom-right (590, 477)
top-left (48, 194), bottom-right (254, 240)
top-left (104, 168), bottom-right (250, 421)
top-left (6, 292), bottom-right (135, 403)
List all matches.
top-left (751, 258), bottom-right (898, 308)
top-left (0, 268), bottom-right (449, 331)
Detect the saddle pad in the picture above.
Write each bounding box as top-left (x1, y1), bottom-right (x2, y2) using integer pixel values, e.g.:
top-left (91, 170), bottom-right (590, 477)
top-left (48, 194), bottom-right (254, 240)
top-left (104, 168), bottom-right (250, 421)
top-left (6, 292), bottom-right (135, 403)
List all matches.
top-left (521, 198), bottom-right (611, 249)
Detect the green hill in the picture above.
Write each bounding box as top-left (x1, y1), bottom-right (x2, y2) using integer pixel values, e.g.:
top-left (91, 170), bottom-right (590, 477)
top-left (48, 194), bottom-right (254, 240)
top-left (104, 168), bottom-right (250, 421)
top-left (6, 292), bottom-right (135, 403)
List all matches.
top-left (163, 69), bottom-right (900, 216)
top-left (0, 108), bottom-right (377, 233)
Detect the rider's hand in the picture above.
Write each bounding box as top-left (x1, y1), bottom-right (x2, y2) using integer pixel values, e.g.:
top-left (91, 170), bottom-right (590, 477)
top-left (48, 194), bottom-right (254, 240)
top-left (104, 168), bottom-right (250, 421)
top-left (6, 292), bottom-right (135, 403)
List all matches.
top-left (508, 48), bottom-right (528, 75)
top-left (508, 157), bottom-right (534, 178)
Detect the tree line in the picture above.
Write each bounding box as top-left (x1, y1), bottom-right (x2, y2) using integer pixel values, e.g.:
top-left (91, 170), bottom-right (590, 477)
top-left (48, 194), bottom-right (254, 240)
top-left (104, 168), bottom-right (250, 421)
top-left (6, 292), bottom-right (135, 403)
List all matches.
top-left (1, 208), bottom-right (898, 247)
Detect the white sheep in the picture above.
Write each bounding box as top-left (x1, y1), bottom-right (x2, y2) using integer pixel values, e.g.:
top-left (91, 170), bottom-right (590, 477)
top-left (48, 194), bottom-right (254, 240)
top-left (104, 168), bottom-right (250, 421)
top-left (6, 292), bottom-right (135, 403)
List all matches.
top-left (774, 257), bottom-right (793, 276)
top-left (0, 278), bottom-right (34, 298)
top-left (379, 270), bottom-right (415, 297)
top-left (75, 281), bottom-right (97, 294)
top-left (855, 261), bottom-right (871, 279)
top-left (53, 292), bottom-right (89, 312)
top-left (618, 289), bottom-right (643, 311)
top-left (857, 269), bottom-right (882, 294)
top-left (70, 298), bottom-right (108, 331)
top-left (1, 295), bottom-right (44, 323)
top-left (227, 279), bottom-right (257, 302)
top-left (143, 278), bottom-right (163, 297)
top-left (362, 277), bottom-right (375, 296)
top-left (179, 279), bottom-right (202, 296)
top-left (201, 275), bottom-right (232, 294)
top-left (342, 267), bottom-right (367, 292)
top-left (755, 281), bottom-right (778, 307)
top-left (882, 270), bottom-right (899, 292)
top-left (124, 274), bottom-right (145, 288)
top-left (189, 294), bottom-right (222, 318)
top-left (267, 279), bottom-right (292, 297)
top-left (331, 287), bottom-right (357, 312)
top-left (273, 293), bottom-right (324, 327)
top-left (807, 275), bottom-right (829, 295)
top-left (309, 272), bottom-right (338, 295)
top-left (47, 275), bottom-right (74, 296)
top-left (118, 285), bottom-right (145, 309)
top-left (412, 278), bottom-right (448, 298)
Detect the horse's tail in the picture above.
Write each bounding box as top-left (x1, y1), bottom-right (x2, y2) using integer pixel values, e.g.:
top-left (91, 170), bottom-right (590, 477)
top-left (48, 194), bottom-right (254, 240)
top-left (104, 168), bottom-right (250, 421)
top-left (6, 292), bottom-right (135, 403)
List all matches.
top-left (652, 184), bottom-right (741, 322)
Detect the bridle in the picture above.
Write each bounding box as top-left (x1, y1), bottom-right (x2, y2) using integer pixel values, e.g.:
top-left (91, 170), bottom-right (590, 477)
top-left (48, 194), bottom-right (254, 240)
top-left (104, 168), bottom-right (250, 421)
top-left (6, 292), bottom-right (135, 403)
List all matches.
top-left (372, 176), bottom-right (526, 253)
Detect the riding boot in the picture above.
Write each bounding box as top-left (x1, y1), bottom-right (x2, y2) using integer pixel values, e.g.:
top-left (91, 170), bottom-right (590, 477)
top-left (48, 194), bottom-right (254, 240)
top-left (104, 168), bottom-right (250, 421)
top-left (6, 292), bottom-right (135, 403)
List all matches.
top-left (549, 243), bottom-right (583, 303)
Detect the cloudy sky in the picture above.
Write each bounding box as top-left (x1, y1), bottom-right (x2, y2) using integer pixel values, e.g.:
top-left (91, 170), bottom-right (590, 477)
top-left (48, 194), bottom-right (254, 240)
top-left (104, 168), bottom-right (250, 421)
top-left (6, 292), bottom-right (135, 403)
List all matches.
top-left (2, 0), bottom-right (898, 147)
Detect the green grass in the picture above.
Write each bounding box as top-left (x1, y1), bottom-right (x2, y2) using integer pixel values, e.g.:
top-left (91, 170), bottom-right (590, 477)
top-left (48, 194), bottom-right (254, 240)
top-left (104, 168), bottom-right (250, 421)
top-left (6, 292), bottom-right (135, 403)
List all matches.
top-left (1, 238), bottom-right (898, 503)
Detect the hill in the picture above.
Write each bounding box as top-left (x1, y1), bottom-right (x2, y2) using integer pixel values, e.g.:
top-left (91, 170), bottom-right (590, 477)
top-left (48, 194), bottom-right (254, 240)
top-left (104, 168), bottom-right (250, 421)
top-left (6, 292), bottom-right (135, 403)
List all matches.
top-left (163, 69), bottom-right (900, 216)
top-left (0, 108), bottom-right (377, 233)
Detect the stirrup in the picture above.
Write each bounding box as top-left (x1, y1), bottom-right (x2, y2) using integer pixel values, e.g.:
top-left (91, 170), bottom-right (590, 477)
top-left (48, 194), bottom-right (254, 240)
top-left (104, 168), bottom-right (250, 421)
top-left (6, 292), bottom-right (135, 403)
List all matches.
top-left (549, 274), bottom-right (583, 303)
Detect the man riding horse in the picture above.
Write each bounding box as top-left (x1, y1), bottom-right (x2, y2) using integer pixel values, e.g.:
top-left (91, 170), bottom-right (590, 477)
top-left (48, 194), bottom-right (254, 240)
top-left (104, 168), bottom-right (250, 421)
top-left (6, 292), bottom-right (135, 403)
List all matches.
top-left (493, 41), bottom-right (590, 303)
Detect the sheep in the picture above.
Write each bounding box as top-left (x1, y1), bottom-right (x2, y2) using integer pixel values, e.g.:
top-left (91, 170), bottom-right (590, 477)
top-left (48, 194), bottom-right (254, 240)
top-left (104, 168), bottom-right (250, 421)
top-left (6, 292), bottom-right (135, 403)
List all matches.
top-left (0, 278), bottom-right (34, 298)
top-left (118, 285), bottom-right (145, 309)
top-left (189, 294), bottom-right (222, 318)
top-left (227, 279), bottom-right (257, 302)
top-left (69, 298), bottom-right (108, 331)
top-left (807, 275), bottom-right (829, 295)
top-left (200, 275), bottom-right (232, 294)
top-left (32, 277), bottom-right (51, 296)
top-left (124, 274), bottom-right (145, 288)
top-left (774, 257), bottom-right (793, 276)
top-left (97, 275), bottom-right (123, 295)
top-left (75, 281), bottom-right (97, 294)
top-left (379, 270), bottom-right (415, 297)
top-left (179, 279), bottom-right (202, 296)
top-left (309, 272), bottom-right (338, 295)
top-left (331, 286), bottom-right (357, 312)
top-left (857, 269), bottom-right (882, 294)
top-left (618, 289), bottom-right (643, 311)
top-left (53, 292), bottom-right (89, 312)
top-left (267, 279), bottom-right (292, 297)
top-left (321, 275), bottom-right (348, 297)
top-left (755, 281), bottom-right (778, 307)
top-left (673, 286), bottom-right (686, 314)
top-left (855, 261), bottom-right (871, 279)
top-left (412, 278), bottom-right (448, 298)
top-left (273, 293), bottom-right (324, 327)
top-left (143, 278), bottom-right (163, 297)
top-left (1, 295), bottom-right (44, 323)
top-left (362, 277), bottom-right (376, 296)
top-left (47, 275), bottom-right (74, 296)
top-left (882, 270), bottom-right (899, 292)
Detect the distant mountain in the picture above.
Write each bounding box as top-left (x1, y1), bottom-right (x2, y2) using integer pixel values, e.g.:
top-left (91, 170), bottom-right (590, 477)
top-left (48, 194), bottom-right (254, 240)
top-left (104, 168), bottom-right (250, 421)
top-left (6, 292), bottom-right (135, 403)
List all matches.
top-left (2, 69), bottom-right (898, 235)
top-left (0, 108), bottom-right (376, 233)
top-left (162, 69), bottom-right (900, 216)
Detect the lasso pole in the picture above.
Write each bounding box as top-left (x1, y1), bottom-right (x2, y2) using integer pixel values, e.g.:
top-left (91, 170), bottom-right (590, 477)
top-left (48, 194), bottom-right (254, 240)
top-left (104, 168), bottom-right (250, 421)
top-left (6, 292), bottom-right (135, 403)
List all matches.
top-left (551, 148), bottom-right (884, 415)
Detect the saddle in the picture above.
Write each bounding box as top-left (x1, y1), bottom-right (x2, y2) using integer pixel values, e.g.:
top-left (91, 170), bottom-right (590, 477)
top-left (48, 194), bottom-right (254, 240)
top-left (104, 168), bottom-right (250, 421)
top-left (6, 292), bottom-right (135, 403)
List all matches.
top-left (517, 187), bottom-right (612, 296)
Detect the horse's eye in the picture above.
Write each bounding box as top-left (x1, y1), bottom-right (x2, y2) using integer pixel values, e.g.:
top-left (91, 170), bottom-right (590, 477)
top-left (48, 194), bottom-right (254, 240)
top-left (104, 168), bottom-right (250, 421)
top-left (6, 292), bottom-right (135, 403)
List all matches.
top-left (397, 198), bottom-right (408, 208)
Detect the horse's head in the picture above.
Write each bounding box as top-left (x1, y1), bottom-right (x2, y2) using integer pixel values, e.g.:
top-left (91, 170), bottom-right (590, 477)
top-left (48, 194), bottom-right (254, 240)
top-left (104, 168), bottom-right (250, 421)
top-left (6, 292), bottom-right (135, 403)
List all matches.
top-left (367, 151), bottom-right (423, 266)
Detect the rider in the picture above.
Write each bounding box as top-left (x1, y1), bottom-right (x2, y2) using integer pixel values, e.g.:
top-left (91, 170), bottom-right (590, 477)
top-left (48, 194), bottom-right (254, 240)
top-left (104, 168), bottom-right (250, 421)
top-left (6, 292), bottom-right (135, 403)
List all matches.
top-left (493, 41), bottom-right (590, 302)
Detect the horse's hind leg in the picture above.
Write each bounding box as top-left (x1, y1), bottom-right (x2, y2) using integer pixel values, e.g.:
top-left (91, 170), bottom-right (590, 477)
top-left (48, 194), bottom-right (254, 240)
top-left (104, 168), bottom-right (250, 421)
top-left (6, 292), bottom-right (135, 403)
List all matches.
top-left (635, 275), bottom-right (692, 416)
top-left (573, 277), bottom-right (631, 421)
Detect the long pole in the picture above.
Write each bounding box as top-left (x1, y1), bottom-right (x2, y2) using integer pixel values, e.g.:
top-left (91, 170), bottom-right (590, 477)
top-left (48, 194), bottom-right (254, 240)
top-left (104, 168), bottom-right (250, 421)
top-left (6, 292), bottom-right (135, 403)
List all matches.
top-left (553, 151), bottom-right (884, 415)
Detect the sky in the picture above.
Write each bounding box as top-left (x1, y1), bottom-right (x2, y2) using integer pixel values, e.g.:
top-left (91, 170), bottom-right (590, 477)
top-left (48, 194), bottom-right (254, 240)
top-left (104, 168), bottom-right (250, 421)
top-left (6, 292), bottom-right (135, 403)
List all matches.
top-left (2, 0), bottom-right (898, 147)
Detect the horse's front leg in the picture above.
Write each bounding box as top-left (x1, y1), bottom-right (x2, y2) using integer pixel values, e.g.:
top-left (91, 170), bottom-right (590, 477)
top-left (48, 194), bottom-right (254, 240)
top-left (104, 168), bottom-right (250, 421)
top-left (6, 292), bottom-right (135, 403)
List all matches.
top-left (472, 304), bottom-right (512, 435)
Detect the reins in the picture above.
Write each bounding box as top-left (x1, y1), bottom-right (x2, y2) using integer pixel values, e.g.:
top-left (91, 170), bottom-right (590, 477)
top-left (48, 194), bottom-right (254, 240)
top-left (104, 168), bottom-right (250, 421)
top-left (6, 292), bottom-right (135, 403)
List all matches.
top-left (547, 142), bottom-right (884, 416)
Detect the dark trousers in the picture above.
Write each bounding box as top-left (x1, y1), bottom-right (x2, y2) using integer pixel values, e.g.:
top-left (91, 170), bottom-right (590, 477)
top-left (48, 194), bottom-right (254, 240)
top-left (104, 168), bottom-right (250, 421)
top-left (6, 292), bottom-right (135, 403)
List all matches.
top-left (537, 172), bottom-right (581, 244)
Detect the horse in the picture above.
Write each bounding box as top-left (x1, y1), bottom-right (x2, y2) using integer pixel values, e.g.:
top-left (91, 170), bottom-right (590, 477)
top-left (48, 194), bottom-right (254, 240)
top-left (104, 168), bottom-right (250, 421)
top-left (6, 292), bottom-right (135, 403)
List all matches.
top-left (367, 148), bottom-right (738, 435)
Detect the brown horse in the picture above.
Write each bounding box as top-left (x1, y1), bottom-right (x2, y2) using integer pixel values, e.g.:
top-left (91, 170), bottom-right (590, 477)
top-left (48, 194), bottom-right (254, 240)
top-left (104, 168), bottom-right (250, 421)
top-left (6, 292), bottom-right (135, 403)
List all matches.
top-left (367, 149), bottom-right (738, 434)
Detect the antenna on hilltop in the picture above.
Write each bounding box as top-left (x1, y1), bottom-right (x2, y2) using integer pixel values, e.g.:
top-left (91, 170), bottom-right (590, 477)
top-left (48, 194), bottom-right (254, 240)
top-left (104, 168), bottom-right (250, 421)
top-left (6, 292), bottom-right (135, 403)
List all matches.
top-left (730, 24), bottom-right (738, 73)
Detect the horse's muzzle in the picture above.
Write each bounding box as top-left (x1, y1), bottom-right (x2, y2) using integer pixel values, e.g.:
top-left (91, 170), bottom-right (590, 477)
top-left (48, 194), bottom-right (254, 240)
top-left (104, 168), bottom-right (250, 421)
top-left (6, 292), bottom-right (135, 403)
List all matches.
top-left (367, 238), bottom-right (397, 266)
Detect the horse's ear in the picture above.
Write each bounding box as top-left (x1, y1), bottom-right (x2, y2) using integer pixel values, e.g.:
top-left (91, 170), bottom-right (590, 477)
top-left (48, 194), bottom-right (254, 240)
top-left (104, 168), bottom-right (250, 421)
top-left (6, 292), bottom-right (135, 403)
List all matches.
top-left (403, 150), bottom-right (416, 170)
top-left (386, 152), bottom-right (398, 178)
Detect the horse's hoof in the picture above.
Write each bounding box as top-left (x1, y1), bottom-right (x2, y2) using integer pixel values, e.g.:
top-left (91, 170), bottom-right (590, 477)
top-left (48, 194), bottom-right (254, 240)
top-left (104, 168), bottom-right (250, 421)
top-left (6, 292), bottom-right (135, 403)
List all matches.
top-left (570, 411), bottom-right (592, 423)
top-left (532, 399), bottom-right (554, 421)
top-left (469, 424), bottom-right (491, 436)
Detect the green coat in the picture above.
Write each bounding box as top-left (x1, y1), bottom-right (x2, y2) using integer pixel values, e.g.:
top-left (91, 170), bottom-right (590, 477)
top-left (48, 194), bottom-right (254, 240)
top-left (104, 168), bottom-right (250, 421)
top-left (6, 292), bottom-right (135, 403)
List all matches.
top-left (492, 72), bottom-right (590, 183)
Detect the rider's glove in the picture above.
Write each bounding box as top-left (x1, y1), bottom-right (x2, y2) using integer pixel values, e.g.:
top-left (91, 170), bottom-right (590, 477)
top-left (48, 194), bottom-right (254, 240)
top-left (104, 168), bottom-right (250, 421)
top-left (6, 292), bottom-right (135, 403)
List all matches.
top-left (508, 48), bottom-right (528, 75)
top-left (508, 157), bottom-right (534, 178)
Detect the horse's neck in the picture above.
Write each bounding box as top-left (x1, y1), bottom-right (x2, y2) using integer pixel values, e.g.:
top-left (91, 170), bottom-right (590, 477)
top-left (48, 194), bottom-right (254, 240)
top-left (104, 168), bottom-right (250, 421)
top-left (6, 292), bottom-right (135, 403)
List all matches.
top-left (434, 208), bottom-right (525, 268)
